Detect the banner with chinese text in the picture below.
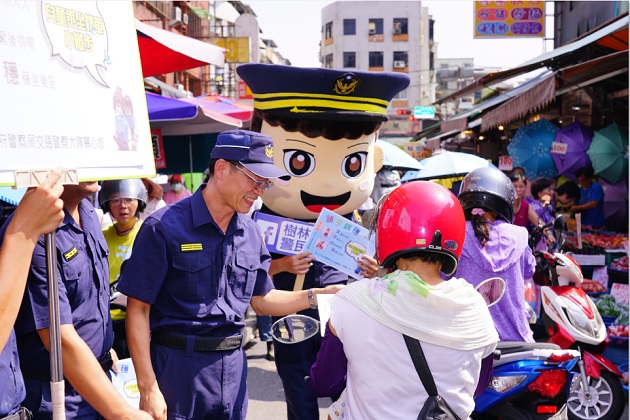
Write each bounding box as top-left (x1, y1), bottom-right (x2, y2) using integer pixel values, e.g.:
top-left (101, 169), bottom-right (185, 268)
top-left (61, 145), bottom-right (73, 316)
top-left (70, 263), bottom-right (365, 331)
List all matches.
top-left (0, 1), bottom-right (154, 186)
top-left (474, 1), bottom-right (545, 39)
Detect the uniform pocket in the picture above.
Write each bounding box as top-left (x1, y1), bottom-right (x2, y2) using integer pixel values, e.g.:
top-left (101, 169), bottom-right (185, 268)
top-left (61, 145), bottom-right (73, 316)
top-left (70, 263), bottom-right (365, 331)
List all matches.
top-left (170, 251), bottom-right (217, 304)
top-left (228, 252), bottom-right (259, 317)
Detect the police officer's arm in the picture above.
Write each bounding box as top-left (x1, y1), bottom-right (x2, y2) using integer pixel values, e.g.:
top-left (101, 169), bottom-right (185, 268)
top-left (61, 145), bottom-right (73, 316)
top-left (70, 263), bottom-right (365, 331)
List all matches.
top-left (250, 285), bottom-right (344, 316)
top-left (268, 251), bottom-right (315, 276)
top-left (126, 296), bottom-right (168, 420)
top-left (37, 325), bottom-right (153, 420)
top-left (0, 169), bottom-right (63, 351)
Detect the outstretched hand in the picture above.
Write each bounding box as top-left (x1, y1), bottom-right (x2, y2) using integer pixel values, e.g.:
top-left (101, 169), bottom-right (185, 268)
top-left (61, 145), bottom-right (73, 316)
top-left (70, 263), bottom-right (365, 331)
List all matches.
top-left (357, 255), bottom-right (379, 278)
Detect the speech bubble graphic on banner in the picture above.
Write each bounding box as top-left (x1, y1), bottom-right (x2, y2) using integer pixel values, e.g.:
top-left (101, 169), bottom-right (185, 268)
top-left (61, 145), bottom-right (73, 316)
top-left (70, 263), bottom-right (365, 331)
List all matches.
top-left (41, 1), bottom-right (110, 87)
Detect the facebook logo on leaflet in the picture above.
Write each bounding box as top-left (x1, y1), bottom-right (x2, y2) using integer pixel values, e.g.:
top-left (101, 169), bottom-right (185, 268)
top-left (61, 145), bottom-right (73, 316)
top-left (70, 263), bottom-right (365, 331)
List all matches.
top-left (253, 212), bottom-right (315, 256)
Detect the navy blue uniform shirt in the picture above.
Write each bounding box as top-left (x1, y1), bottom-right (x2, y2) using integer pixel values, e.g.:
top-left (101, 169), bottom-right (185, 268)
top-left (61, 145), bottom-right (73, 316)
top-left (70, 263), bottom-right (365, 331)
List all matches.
top-left (10, 199), bottom-right (112, 418)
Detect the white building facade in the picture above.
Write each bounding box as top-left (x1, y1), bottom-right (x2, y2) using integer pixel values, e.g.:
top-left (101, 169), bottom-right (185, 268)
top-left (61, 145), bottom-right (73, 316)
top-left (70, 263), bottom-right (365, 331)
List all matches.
top-left (321, 1), bottom-right (435, 119)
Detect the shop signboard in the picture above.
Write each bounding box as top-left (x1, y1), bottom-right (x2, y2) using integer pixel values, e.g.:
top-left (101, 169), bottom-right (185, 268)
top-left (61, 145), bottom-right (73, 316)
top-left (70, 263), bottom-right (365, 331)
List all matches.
top-left (402, 143), bottom-right (432, 160)
top-left (498, 155), bottom-right (513, 171)
top-left (151, 129), bottom-right (166, 169)
top-left (0, 1), bottom-right (155, 186)
top-left (550, 141), bottom-right (569, 154)
top-left (209, 37), bottom-right (250, 63)
top-left (474, 1), bottom-right (545, 39)
top-left (414, 106), bottom-right (435, 119)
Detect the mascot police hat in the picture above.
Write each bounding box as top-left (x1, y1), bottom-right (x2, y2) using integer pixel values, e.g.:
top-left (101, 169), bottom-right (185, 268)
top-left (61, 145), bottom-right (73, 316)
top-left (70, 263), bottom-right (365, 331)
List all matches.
top-left (236, 63), bottom-right (410, 122)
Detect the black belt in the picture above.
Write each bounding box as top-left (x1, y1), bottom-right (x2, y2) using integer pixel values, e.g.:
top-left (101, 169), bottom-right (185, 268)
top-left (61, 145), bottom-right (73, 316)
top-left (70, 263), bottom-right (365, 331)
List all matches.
top-left (152, 329), bottom-right (243, 352)
top-left (22, 350), bottom-right (113, 381)
top-left (0, 407), bottom-right (31, 420)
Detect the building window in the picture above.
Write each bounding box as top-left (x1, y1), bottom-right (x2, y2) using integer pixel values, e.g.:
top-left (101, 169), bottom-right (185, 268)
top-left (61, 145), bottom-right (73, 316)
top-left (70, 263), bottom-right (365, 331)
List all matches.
top-left (324, 54), bottom-right (333, 68)
top-left (393, 51), bottom-right (408, 68)
top-left (369, 51), bottom-right (383, 67)
top-left (325, 22), bottom-right (333, 39)
top-left (343, 19), bottom-right (356, 35)
top-left (393, 18), bottom-right (408, 35)
top-left (394, 89), bottom-right (408, 100)
top-left (368, 18), bottom-right (383, 35)
top-left (343, 52), bottom-right (356, 68)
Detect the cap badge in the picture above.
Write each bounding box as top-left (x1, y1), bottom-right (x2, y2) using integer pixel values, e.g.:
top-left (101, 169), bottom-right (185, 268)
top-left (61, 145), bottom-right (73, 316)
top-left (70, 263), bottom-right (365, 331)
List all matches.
top-left (265, 144), bottom-right (274, 158)
top-left (333, 73), bottom-right (360, 95)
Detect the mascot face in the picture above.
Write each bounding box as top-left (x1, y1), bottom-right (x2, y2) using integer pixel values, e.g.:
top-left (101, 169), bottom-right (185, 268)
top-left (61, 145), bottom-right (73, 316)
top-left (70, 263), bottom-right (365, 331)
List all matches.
top-left (261, 121), bottom-right (383, 220)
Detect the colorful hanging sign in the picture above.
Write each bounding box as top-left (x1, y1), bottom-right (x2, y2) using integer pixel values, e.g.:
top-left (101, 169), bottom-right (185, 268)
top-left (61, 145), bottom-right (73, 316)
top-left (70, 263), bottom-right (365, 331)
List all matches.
top-left (474, 1), bottom-right (545, 39)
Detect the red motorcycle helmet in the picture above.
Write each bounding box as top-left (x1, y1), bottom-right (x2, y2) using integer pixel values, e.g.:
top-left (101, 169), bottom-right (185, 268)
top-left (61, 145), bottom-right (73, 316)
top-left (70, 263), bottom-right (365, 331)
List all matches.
top-left (375, 181), bottom-right (466, 275)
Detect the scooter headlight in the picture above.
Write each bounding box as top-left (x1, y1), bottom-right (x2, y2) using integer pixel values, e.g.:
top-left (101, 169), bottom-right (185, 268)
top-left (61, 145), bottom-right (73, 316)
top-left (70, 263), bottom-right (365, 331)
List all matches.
top-left (488, 375), bottom-right (527, 393)
top-left (564, 306), bottom-right (602, 338)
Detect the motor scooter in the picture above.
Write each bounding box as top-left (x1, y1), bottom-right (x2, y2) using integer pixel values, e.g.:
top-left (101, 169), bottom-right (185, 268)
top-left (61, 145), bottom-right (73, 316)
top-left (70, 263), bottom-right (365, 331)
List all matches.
top-left (272, 278), bottom-right (579, 419)
top-left (530, 216), bottom-right (625, 420)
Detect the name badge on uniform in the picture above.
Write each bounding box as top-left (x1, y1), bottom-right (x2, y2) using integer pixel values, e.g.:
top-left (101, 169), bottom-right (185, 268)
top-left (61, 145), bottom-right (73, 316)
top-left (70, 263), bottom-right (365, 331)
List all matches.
top-left (180, 243), bottom-right (203, 252)
top-left (63, 246), bottom-right (78, 262)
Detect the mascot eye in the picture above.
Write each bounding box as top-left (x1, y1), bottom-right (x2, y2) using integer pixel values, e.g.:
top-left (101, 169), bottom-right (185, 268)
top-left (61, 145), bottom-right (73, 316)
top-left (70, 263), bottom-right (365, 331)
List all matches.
top-left (341, 152), bottom-right (367, 179)
top-left (283, 149), bottom-right (316, 177)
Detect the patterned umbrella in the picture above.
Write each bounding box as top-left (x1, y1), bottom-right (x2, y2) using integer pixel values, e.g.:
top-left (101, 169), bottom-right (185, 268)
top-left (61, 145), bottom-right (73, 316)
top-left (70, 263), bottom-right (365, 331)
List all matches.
top-left (508, 119), bottom-right (559, 179)
top-left (551, 121), bottom-right (593, 182)
top-left (587, 122), bottom-right (629, 184)
top-left (598, 178), bottom-right (629, 231)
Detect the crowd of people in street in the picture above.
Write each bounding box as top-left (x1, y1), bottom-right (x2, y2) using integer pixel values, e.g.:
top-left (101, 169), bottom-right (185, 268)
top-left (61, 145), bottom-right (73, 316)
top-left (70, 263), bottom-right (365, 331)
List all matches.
top-left (0, 62), bottom-right (618, 420)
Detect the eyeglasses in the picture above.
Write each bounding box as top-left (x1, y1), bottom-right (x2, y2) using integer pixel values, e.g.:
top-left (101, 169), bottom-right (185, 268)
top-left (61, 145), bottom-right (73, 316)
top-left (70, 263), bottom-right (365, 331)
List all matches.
top-left (109, 198), bottom-right (136, 207)
top-left (232, 163), bottom-right (274, 191)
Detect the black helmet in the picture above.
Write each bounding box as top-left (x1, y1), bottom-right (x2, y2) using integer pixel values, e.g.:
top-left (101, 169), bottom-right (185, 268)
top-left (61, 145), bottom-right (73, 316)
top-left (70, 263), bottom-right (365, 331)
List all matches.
top-left (458, 167), bottom-right (516, 223)
top-left (99, 179), bottom-right (148, 214)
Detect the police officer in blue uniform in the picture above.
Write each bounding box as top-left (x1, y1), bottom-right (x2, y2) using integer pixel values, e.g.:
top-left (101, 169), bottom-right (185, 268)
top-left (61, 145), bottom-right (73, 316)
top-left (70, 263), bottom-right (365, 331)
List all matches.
top-left (237, 63), bottom-right (408, 419)
top-left (0, 170), bottom-right (64, 420)
top-left (1, 180), bottom-right (153, 420)
top-left (119, 130), bottom-right (343, 420)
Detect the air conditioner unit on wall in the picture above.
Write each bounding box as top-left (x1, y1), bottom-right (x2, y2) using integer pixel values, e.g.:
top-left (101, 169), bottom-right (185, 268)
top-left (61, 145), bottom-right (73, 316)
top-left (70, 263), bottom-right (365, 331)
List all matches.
top-left (182, 13), bottom-right (188, 25)
top-left (369, 28), bottom-right (376, 35)
top-left (393, 60), bottom-right (406, 68)
top-left (174, 6), bottom-right (182, 22)
top-left (393, 28), bottom-right (401, 35)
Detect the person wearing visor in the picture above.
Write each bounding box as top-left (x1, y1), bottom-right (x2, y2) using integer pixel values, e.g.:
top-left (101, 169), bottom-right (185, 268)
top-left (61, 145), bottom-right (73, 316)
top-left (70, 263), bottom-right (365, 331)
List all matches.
top-left (99, 178), bottom-right (148, 359)
top-left (163, 174), bottom-right (192, 205)
top-left (118, 130), bottom-right (343, 420)
top-left (309, 181), bottom-right (498, 419)
top-left (455, 167), bottom-right (536, 343)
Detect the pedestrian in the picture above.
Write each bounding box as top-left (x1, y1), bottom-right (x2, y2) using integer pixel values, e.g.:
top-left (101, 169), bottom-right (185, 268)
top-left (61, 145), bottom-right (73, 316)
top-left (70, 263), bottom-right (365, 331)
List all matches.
top-left (163, 174), bottom-right (192, 204)
top-left (509, 171), bottom-right (539, 228)
top-left (100, 178), bottom-right (148, 359)
top-left (237, 63), bottom-right (406, 420)
top-left (140, 178), bottom-right (166, 219)
top-left (118, 130), bottom-right (343, 419)
top-left (455, 167), bottom-right (536, 343)
top-left (570, 167), bottom-right (606, 229)
top-left (555, 180), bottom-right (581, 213)
top-left (0, 169), bottom-right (63, 420)
top-left (0, 179), bottom-right (152, 419)
top-left (309, 181), bottom-right (499, 420)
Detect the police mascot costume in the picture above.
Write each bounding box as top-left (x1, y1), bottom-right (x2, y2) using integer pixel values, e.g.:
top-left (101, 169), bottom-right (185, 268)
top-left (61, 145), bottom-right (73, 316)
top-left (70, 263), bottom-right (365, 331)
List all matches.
top-left (237, 63), bottom-right (410, 419)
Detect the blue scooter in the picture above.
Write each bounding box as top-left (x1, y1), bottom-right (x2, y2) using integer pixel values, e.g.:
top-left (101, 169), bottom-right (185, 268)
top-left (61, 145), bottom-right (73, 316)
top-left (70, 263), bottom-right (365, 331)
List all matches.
top-left (473, 342), bottom-right (579, 419)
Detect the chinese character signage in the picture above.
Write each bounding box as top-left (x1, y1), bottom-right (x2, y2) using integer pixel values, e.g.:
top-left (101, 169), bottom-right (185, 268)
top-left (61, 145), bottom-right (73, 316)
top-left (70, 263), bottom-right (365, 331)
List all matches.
top-left (209, 37), bottom-right (250, 63)
top-left (303, 208), bottom-right (376, 280)
top-left (253, 212), bottom-right (315, 256)
top-left (151, 129), bottom-right (166, 169)
top-left (474, 1), bottom-right (545, 39)
top-left (0, 1), bottom-right (154, 186)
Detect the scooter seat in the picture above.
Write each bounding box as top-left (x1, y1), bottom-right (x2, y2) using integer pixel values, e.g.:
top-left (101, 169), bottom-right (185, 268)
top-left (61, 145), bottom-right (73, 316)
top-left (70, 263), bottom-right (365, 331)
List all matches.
top-left (496, 341), bottom-right (561, 355)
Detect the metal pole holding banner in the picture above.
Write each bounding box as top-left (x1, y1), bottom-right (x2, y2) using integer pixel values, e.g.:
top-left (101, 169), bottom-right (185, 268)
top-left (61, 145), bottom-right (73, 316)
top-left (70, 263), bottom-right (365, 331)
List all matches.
top-left (15, 168), bottom-right (77, 420)
top-left (45, 232), bottom-right (66, 420)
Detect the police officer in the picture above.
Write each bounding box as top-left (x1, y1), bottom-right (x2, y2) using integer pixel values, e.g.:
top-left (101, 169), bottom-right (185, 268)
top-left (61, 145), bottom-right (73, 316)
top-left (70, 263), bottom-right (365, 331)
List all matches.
top-left (119, 130), bottom-right (343, 419)
top-left (0, 170), bottom-right (63, 420)
top-left (1, 179), bottom-right (152, 419)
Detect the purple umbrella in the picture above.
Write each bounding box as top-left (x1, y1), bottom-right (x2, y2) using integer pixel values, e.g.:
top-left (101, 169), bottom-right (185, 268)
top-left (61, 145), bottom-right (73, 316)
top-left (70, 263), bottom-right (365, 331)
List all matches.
top-left (598, 178), bottom-right (629, 231)
top-left (551, 121), bottom-right (593, 182)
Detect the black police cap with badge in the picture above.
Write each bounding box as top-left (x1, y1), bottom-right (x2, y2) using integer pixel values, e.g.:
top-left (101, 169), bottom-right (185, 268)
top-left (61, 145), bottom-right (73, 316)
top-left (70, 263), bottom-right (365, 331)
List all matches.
top-left (236, 63), bottom-right (410, 122)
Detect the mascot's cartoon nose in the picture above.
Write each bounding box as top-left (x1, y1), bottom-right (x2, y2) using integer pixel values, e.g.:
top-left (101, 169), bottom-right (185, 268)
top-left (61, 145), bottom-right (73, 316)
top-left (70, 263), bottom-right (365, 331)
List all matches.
top-left (300, 191), bottom-right (351, 213)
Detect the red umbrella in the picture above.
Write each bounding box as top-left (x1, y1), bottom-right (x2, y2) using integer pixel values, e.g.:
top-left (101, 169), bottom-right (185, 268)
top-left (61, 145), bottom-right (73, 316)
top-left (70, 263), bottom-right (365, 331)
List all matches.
top-left (135, 19), bottom-right (225, 77)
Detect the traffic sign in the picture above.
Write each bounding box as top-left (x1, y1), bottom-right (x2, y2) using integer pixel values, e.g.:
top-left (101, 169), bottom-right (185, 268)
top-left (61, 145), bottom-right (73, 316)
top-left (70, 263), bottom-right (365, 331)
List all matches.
top-left (414, 106), bottom-right (435, 119)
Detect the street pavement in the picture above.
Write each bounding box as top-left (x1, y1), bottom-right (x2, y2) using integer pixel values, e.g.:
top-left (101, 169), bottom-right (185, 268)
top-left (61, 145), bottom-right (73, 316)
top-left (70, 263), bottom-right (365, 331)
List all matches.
top-left (245, 337), bottom-right (331, 420)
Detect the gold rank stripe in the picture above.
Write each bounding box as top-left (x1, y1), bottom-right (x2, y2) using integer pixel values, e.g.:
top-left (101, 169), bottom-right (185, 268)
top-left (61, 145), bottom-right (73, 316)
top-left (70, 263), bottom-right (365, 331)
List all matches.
top-left (254, 98), bottom-right (387, 115)
top-left (180, 243), bottom-right (203, 252)
top-left (252, 91), bottom-right (390, 106)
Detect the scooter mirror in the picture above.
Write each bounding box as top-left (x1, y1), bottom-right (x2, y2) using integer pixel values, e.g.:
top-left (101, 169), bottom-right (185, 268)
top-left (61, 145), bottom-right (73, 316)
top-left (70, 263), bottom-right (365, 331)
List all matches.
top-left (475, 277), bottom-right (506, 307)
top-left (554, 214), bottom-right (566, 232)
top-left (271, 314), bottom-right (320, 344)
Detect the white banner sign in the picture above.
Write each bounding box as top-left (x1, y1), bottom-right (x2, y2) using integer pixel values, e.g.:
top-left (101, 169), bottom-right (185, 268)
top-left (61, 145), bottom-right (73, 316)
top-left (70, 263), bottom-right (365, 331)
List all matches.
top-left (550, 141), bottom-right (569, 155)
top-left (0, 1), bottom-right (155, 186)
